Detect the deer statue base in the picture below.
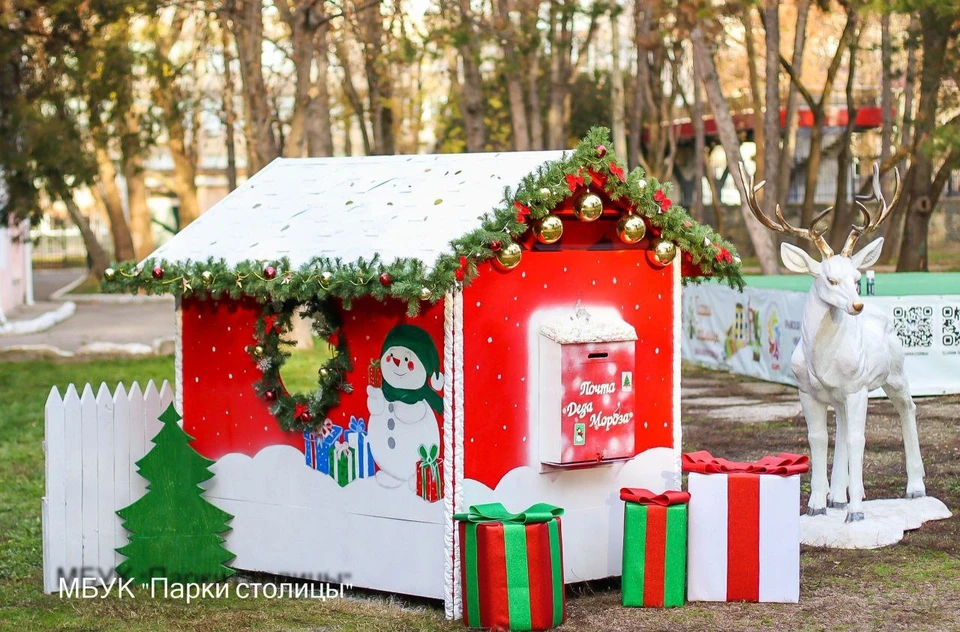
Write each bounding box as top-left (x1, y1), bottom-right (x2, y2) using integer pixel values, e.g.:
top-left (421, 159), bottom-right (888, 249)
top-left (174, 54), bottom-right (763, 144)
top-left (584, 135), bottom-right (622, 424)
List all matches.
top-left (800, 496), bottom-right (951, 549)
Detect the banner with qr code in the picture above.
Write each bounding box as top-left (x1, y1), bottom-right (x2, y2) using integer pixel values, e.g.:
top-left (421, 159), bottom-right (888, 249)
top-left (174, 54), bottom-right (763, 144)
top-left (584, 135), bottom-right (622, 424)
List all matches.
top-left (681, 284), bottom-right (960, 397)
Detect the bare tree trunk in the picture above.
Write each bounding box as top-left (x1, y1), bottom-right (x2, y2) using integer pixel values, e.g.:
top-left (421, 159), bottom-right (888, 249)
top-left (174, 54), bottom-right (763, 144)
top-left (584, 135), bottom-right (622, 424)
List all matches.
top-left (692, 56), bottom-right (706, 222)
top-left (459, 0), bottom-right (488, 152)
top-left (222, 26), bottom-right (239, 191)
top-left (62, 195), bottom-right (110, 277)
top-left (335, 38), bottom-right (373, 155)
top-left (609, 0), bottom-right (626, 160)
top-left (897, 10), bottom-right (957, 271)
top-left (777, 0), bottom-right (809, 209)
top-left (880, 13), bottom-right (893, 198)
top-left (880, 14), bottom-right (920, 264)
top-left (354, 0), bottom-right (395, 155)
top-left (94, 146), bottom-right (136, 262)
top-left (493, 0), bottom-right (531, 152)
top-left (546, 3), bottom-right (566, 149)
top-left (122, 111), bottom-right (153, 258)
top-left (227, 0), bottom-right (279, 172)
top-left (306, 21), bottom-right (335, 157)
top-left (704, 155), bottom-right (726, 234)
top-left (828, 34), bottom-right (860, 250)
top-left (692, 25), bottom-right (778, 274)
top-left (527, 48), bottom-right (544, 150)
top-left (761, 0), bottom-right (781, 224)
top-left (743, 9), bottom-right (765, 182)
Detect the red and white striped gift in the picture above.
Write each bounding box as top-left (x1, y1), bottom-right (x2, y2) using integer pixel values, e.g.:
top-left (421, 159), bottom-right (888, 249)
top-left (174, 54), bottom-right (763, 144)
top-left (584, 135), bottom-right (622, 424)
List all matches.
top-left (683, 451), bottom-right (810, 603)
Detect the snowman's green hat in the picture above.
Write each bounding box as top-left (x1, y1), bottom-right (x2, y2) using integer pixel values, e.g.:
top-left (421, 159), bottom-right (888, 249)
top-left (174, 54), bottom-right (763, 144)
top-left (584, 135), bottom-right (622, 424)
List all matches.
top-left (381, 324), bottom-right (443, 414)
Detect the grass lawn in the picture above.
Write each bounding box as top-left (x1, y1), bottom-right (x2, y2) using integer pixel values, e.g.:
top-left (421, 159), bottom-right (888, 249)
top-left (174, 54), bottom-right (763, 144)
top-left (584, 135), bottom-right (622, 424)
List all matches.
top-left (1, 358), bottom-right (958, 630)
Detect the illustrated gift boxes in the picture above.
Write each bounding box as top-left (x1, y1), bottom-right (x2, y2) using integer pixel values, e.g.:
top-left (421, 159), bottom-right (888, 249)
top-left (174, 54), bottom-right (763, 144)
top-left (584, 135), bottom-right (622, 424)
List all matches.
top-left (304, 422), bottom-right (342, 474)
top-left (620, 488), bottom-right (689, 608)
top-left (416, 443), bottom-right (443, 502)
top-left (455, 503), bottom-right (565, 631)
top-left (683, 450), bottom-right (810, 603)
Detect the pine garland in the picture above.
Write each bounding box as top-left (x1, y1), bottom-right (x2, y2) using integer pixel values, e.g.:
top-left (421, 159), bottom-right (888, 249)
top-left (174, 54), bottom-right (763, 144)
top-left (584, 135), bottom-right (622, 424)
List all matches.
top-left (102, 127), bottom-right (744, 314)
top-left (249, 298), bottom-right (353, 431)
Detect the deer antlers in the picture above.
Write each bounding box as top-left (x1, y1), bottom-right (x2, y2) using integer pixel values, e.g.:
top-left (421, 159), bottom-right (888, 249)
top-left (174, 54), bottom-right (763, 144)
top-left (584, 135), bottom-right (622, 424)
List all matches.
top-left (840, 164), bottom-right (902, 256)
top-left (739, 163), bottom-right (901, 260)
top-left (739, 163), bottom-right (835, 258)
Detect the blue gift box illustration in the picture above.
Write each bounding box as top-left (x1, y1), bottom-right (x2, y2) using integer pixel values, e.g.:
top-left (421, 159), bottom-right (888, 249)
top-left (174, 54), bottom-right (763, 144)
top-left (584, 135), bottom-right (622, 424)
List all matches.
top-left (304, 423), bottom-right (343, 474)
top-left (345, 416), bottom-right (375, 478)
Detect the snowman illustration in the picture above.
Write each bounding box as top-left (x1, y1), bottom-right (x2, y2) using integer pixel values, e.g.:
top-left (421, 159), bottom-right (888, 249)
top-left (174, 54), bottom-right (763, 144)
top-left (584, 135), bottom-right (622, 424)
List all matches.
top-left (366, 324), bottom-right (443, 489)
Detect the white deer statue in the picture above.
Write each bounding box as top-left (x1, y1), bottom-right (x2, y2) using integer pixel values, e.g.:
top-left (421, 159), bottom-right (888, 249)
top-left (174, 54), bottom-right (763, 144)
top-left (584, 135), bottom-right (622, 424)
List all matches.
top-left (741, 164), bottom-right (925, 523)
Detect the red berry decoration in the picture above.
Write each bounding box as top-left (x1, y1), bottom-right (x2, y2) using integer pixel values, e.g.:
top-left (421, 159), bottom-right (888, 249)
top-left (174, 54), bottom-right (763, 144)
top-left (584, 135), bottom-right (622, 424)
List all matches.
top-left (490, 240), bottom-right (503, 252)
top-left (379, 273), bottom-right (392, 287)
top-left (264, 390), bottom-right (277, 402)
top-left (152, 266), bottom-right (164, 280)
top-left (300, 411), bottom-right (312, 423)
top-left (264, 266), bottom-right (277, 280)
top-left (596, 144), bottom-right (607, 158)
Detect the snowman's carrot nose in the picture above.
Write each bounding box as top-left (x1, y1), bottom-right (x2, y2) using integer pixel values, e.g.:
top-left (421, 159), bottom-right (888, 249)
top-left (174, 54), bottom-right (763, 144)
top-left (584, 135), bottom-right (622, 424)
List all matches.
top-left (392, 356), bottom-right (401, 366)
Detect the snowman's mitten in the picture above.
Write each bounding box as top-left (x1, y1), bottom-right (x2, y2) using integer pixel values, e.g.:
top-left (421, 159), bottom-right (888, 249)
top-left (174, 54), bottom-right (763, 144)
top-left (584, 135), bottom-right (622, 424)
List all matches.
top-left (394, 400), bottom-right (428, 424)
top-left (366, 385), bottom-right (385, 415)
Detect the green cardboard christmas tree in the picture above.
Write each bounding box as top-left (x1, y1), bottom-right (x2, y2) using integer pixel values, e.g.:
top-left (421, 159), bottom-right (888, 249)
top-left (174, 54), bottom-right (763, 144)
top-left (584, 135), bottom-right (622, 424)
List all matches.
top-left (116, 403), bottom-right (235, 584)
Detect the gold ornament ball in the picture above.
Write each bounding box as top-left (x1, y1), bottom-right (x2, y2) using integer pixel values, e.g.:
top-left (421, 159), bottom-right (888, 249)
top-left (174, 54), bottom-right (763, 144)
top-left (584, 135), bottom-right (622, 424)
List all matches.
top-left (420, 287), bottom-right (433, 301)
top-left (575, 193), bottom-right (604, 222)
top-left (253, 345), bottom-right (264, 357)
top-left (320, 271), bottom-right (333, 286)
top-left (649, 239), bottom-right (678, 267)
top-left (319, 367), bottom-right (330, 378)
top-left (617, 214), bottom-right (647, 245)
top-left (201, 270), bottom-right (213, 285)
top-left (538, 187), bottom-right (552, 199)
top-left (533, 215), bottom-right (563, 244)
top-left (493, 242), bottom-right (522, 271)
top-left (103, 267), bottom-right (116, 281)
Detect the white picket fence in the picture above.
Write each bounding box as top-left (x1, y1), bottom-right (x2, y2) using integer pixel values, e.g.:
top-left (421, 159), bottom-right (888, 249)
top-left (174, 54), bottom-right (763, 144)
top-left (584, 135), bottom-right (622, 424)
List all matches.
top-left (42, 380), bottom-right (175, 593)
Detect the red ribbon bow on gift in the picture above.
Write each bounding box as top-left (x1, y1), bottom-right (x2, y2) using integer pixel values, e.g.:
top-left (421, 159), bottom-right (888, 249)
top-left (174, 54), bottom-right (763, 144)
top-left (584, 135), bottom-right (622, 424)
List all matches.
top-left (681, 450), bottom-right (809, 475)
top-left (619, 488), bottom-right (690, 506)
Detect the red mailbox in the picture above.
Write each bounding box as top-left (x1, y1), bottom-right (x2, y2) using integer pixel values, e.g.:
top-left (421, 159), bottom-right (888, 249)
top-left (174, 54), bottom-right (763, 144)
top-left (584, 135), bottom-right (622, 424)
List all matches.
top-left (538, 312), bottom-right (637, 466)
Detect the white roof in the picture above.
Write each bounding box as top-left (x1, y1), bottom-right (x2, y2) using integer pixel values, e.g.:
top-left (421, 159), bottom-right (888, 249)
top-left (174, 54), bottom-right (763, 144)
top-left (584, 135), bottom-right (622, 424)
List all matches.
top-left (148, 151), bottom-right (565, 268)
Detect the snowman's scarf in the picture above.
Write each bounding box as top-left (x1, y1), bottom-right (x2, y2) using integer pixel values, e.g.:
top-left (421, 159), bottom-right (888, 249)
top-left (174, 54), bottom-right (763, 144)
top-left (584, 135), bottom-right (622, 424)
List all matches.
top-left (380, 324), bottom-right (444, 415)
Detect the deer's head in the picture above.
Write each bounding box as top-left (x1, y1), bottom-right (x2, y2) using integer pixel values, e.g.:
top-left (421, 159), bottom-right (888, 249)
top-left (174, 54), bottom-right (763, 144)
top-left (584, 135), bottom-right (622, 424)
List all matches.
top-left (740, 164), bottom-right (900, 317)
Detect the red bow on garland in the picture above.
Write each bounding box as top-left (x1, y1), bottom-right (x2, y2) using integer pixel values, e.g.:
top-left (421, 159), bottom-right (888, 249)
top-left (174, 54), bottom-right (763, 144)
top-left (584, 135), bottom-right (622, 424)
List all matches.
top-left (716, 247), bottom-right (734, 264)
top-left (263, 315), bottom-right (279, 333)
top-left (587, 169), bottom-right (607, 188)
top-left (653, 189), bottom-right (672, 212)
top-left (565, 170), bottom-right (585, 192)
top-left (681, 450), bottom-right (810, 476)
top-left (609, 162), bottom-right (626, 183)
top-left (513, 201), bottom-right (531, 223)
top-left (455, 256), bottom-right (468, 282)
top-left (620, 488), bottom-right (691, 506)
top-left (294, 403), bottom-right (309, 419)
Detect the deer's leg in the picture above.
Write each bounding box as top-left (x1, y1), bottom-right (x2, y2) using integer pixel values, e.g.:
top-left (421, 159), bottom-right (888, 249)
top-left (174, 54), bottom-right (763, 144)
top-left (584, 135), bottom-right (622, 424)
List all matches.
top-left (828, 406), bottom-right (849, 508)
top-left (800, 391), bottom-right (829, 516)
top-left (883, 382), bottom-right (926, 499)
top-left (844, 390), bottom-right (869, 522)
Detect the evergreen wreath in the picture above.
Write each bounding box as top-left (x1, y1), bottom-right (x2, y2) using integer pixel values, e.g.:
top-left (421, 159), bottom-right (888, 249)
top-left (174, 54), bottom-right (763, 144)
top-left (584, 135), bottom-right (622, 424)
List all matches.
top-left (249, 297), bottom-right (353, 431)
top-left (102, 127), bottom-right (745, 314)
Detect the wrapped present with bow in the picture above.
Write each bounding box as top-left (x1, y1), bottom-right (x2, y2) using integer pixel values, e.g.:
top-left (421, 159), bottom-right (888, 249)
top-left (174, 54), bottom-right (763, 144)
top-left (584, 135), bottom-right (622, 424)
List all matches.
top-left (620, 488), bottom-right (690, 608)
top-left (303, 421), bottom-right (343, 474)
top-left (328, 440), bottom-right (357, 487)
top-left (345, 416), bottom-right (375, 478)
top-left (454, 503), bottom-right (565, 631)
top-left (682, 450), bottom-right (810, 603)
top-left (416, 443), bottom-right (443, 502)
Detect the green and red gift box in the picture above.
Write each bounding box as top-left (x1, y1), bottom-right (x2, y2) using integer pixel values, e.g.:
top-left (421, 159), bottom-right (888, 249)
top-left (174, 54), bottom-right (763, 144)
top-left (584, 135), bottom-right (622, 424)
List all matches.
top-left (455, 503), bottom-right (565, 631)
top-left (416, 443), bottom-right (443, 502)
top-left (620, 488), bottom-right (689, 608)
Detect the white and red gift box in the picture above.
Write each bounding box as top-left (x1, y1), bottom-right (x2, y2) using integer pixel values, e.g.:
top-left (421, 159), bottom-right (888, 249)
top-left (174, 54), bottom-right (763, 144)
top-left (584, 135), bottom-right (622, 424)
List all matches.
top-left (683, 450), bottom-right (810, 603)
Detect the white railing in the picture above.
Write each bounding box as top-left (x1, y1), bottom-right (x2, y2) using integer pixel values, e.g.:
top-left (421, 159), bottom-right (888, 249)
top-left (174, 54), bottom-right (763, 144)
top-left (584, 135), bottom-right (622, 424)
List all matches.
top-left (42, 380), bottom-right (174, 593)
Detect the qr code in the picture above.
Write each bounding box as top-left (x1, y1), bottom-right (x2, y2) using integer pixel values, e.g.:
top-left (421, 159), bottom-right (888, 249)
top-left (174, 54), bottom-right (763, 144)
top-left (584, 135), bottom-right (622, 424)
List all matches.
top-left (893, 306), bottom-right (934, 348)
top-left (944, 306), bottom-right (960, 347)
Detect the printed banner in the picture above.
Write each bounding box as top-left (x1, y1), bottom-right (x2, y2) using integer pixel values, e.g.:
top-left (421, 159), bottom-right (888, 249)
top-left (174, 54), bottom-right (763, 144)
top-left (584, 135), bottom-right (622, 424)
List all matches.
top-left (681, 284), bottom-right (960, 396)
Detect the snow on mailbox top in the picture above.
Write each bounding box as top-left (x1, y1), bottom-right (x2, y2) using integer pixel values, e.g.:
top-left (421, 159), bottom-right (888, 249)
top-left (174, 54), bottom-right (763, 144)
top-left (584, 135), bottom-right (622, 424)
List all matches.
top-left (539, 307), bottom-right (638, 345)
top-left (148, 151), bottom-right (563, 269)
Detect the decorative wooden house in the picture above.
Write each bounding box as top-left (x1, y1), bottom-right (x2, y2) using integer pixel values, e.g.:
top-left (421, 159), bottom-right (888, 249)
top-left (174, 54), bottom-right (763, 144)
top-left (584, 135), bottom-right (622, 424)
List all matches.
top-left (103, 129), bottom-right (742, 618)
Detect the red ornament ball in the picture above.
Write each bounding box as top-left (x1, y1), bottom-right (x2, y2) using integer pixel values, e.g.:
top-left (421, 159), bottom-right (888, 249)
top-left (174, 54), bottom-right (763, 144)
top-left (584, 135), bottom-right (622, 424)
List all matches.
top-left (151, 266), bottom-right (164, 280)
top-left (379, 273), bottom-right (392, 287)
top-left (264, 265), bottom-right (277, 280)
top-left (264, 390), bottom-right (277, 402)
top-left (300, 411), bottom-right (312, 423)
top-left (596, 144), bottom-right (607, 158)
top-left (490, 240), bottom-right (503, 252)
